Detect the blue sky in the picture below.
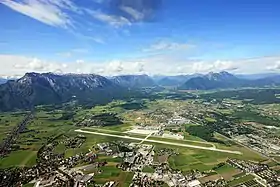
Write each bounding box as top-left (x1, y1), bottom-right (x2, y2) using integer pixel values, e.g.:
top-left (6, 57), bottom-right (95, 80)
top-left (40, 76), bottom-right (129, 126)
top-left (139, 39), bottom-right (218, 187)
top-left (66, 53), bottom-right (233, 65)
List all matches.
top-left (0, 0), bottom-right (280, 77)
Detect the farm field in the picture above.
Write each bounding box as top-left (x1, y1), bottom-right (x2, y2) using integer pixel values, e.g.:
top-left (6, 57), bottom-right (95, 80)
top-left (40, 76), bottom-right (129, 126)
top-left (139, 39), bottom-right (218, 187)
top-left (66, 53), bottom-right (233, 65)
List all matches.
top-left (227, 174), bottom-right (255, 187)
top-left (0, 150), bottom-right (37, 168)
top-left (0, 109), bottom-right (78, 168)
top-left (0, 112), bottom-right (25, 141)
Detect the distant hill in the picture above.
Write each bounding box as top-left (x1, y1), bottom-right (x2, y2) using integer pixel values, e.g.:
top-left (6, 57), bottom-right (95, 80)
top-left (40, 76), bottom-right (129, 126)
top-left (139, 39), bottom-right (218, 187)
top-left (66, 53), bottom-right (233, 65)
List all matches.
top-left (0, 78), bottom-right (7, 85)
top-left (180, 71), bottom-right (280, 90)
top-left (0, 73), bottom-right (127, 111)
top-left (157, 77), bottom-right (182, 86)
top-left (157, 74), bottom-right (203, 87)
top-left (236, 73), bottom-right (280, 80)
top-left (110, 74), bottom-right (157, 88)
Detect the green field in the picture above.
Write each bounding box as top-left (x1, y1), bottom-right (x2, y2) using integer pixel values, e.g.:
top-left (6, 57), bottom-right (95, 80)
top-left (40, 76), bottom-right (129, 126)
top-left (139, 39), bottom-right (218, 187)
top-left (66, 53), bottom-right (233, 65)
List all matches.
top-left (0, 112), bottom-right (25, 141)
top-left (0, 150), bottom-right (37, 168)
top-left (94, 165), bottom-right (120, 179)
top-left (148, 136), bottom-right (214, 147)
top-left (227, 174), bottom-right (255, 186)
top-left (168, 151), bottom-right (216, 172)
top-left (90, 162), bottom-right (134, 185)
top-left (0, 109), bottom-right (80, 168)
top-left (143, 166), bottom-right (155, 173)
top-left (205, 117), bottom-right (217, 123)
top-left (215, 164), bottom-right (237, 174)
top-left (94, 165), bottom-right (134, 186)
top-left (233, 110), bottom-right (280, 127)
top-left (23, 183), bottom-right (35, 187)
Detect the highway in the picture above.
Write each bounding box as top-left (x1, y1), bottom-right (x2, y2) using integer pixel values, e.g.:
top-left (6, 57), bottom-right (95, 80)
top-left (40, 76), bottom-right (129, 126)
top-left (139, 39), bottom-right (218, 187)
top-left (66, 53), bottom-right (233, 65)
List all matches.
top-left (75, 129), bottom-right (242, 155)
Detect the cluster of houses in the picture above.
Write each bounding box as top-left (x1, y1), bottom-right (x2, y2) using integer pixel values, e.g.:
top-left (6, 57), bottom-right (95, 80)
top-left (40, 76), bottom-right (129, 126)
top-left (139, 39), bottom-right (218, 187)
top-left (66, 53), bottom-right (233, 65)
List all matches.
top-left (227, 159), bottom-right (280, 186)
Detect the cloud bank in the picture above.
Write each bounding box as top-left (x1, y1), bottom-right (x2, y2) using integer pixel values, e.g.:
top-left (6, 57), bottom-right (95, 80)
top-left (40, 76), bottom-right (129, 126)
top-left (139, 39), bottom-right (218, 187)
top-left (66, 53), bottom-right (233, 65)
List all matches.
top-left (0, 54), bottom-right (279, 78)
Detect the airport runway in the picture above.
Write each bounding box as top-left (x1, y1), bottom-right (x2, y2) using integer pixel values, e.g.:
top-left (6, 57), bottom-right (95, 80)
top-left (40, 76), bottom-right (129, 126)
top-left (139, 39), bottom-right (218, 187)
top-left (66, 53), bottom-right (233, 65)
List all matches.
top-left (75, 129), bottom-right (242, 155)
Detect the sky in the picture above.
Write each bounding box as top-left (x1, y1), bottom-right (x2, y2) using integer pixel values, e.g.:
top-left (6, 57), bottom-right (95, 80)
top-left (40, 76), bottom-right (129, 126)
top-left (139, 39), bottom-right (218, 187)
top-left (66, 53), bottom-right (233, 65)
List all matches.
top-left (1, 0), bottom-right (280, 77)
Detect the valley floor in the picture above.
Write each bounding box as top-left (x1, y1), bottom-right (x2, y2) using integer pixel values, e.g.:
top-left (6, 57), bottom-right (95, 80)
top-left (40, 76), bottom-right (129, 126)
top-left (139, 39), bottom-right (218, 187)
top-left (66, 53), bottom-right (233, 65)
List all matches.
top-left (1, 89), bottom-right (280, 186)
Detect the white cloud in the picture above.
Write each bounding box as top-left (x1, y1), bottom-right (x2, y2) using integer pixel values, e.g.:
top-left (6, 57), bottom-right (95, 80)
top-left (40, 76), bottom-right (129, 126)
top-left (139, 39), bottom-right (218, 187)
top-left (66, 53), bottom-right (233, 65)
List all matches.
top-left (133, 62), bottom-right (145, 72)
top-left (105, 61), bottom-right (124, 73)
top-left (57, 52), bottom-right (72, 58)
top-left (92, 0), bottom-right (105, 3)
top-left (70, 32), bottom-right (106, 44)
top-left (76, 59), bottom-right (84, 64)
top-left (191, 60), bottom-right (238, 73)
top-left (89, 37), bottom-right (105, 44)
top-left (0, 55), bottom-right (65, 77)
top-left (86, 9), bottom-right (131, 28)
top-left (0, 0), bottom-right (79, 28)
top-left (1, 54), bottom-right (280, 78)
top-left (57, 48), bottom-right (89, 58)
top-left (144, 41), bottom-right (195, 52)
top-left (120, 6), bottom-right (144, 21)
top-left (234, 56), bottom-right (280, 74)
top-left (267, 61), bottom-right (280, 70)
top-left (14, 58), bottom-right (45, 71)
top-left (0, 55), bottom-right (146, 77)
top-left (0, 0), bottom-right (138, 45)
top-left (13, 57), bottom-right (64, 72)
top-left (71, 48), bottom-right (89, 53)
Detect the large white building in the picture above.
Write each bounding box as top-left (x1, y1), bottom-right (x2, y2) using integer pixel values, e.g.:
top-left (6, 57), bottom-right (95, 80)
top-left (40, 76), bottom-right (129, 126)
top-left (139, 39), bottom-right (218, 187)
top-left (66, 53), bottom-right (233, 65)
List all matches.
top-left (187, 180), bottom-right (201, 187)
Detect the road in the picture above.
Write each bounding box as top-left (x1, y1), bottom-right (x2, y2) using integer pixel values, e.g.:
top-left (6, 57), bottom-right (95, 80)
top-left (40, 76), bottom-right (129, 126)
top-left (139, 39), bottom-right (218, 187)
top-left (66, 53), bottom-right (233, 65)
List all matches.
top-left (217, 132), bottom-right (280, 164)
top-left (75, 129), bottom-right (242, 155)
top-left (0, 113), bottom-right (33, 157)
top-left (139, 132), bottom-right (154, 144)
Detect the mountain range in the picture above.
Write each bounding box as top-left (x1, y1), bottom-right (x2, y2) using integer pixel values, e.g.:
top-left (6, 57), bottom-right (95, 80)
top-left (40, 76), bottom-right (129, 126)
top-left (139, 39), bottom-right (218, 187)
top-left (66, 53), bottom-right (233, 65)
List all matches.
top-left (0, 73), bottom-right (126, 111)
top-left (235, 73), bottom-right (280, 80)
top-left (0, 71), bottom-right (280, 111)
top-left (110, 74), bottom-right (156, 88)
top-left (155, 74), bottom-right (203, 87)
top-left (180, 71), bottom-right (280, 90)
